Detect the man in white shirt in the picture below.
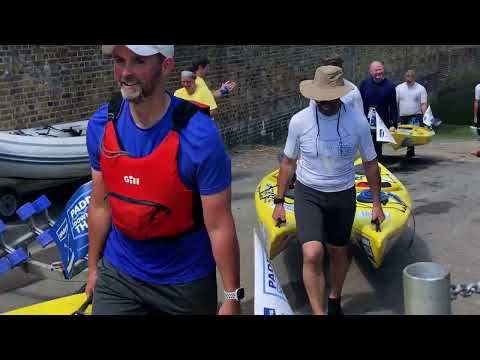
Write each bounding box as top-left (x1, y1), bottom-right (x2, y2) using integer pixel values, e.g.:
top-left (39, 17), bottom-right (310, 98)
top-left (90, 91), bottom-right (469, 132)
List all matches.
top-left (473, 83), bottom-right (480, 125)
top-left (274, 66), bottom-right (385, 315)
top-left (396, 70), bottom-right (428, 158)
top-left (310, 54), bottom-right (364, 113)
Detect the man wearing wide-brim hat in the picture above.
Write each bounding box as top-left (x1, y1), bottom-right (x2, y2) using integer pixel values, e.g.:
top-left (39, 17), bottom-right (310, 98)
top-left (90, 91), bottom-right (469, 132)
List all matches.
top-left (273, 66), bottom-right (385, 315)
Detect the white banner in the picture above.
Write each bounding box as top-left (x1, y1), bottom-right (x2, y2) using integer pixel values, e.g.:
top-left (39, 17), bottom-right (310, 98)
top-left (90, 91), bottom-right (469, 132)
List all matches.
top-left (254, 227), bottom-right (294, 315)
top-left (423, 106), bottom-right (434, 127)
top-left (376, 112), bottom-right (397, 144)
top-left (367, 107), bottom-right (376, 130)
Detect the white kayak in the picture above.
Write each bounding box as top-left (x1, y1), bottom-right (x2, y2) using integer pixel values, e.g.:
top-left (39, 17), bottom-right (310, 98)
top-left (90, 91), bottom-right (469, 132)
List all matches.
top-left (0, 120), bottom-right (90, 180)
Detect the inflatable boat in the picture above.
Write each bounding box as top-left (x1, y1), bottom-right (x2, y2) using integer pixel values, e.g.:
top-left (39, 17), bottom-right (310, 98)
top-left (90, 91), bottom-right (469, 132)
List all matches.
top-left (0, 120), bottom-right (90, 180)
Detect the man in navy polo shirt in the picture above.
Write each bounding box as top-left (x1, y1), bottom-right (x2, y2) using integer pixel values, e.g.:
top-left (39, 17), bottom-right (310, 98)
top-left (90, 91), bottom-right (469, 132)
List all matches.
top-left (85, 45), bottom-right (243, 315)
top-left (359, 61), bottom-right (398, 161)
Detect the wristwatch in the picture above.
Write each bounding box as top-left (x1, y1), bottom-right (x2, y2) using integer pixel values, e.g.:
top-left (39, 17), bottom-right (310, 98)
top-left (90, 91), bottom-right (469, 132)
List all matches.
top-left (224, 288), bottom-right (245, 301)
top-left (273, 197), bottom-right (285, 205)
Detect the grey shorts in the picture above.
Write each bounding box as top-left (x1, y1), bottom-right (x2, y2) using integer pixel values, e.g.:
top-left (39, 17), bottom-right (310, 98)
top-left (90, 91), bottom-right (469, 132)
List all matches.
top-left (92, 258), bottom-right (218, 315)
top-left (294, 181), bottom-right (356, 247)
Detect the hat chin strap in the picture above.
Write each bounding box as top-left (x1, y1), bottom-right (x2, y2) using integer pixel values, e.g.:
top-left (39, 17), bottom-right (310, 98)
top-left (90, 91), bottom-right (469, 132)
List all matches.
top-left (314, 101), bottom-right (345, 158)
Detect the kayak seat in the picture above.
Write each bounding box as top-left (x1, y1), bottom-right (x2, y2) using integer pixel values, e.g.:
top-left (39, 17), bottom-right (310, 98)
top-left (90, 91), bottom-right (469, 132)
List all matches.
top-left (357, 190), bottom-right (389, 205)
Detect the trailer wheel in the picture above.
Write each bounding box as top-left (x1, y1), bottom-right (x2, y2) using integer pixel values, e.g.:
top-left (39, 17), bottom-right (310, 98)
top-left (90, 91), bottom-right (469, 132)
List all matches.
top-left (0, 189), bottom-right (18, 220)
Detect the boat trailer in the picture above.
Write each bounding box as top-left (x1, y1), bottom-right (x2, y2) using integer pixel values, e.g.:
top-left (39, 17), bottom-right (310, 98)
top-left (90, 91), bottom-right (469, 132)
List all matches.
top-left (0, 194), bottom-right (87, 282)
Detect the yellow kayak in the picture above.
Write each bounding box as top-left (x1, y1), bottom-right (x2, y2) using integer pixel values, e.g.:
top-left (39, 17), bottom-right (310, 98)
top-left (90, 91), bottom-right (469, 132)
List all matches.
top-left (390, 125), bottom-right (435, 150)
top-left (255, 159), bottom-right (413, 268)
top-left (2, 293), bottom-right (92, 315)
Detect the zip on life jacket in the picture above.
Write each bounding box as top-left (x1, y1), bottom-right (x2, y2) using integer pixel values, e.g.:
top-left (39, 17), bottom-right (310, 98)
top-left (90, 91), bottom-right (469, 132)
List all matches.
top-left (100, 94), bottom-right (206, 240)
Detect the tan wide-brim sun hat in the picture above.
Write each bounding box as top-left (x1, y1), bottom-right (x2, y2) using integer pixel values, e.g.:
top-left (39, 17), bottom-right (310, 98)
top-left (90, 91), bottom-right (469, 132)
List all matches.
top-left (300, 65), bottom-right (353, 101)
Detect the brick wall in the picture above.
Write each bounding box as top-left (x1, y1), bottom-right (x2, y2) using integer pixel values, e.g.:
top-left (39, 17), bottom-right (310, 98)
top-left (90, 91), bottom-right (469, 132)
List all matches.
top-left (1, 45), bottom-right (479, 147)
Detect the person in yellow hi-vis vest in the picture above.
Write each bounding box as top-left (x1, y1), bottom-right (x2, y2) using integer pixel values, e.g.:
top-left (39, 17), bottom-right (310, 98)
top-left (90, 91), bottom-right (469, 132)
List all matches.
top-left (174, 70), bottom-right (218, 116)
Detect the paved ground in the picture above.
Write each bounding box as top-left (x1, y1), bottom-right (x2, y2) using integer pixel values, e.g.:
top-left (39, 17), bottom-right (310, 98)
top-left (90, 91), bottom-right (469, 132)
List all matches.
top-left (1, 137), bottom-right (480, 315)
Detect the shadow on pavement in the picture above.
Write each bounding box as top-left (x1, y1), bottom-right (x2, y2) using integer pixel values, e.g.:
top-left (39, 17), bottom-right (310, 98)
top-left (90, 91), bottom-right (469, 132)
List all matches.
top-left (269, 220), bottom-right (433, 315)
top-left (344, 231), bottom-right (432, 315)
top-left (382, 155), bottom-right (445, 174)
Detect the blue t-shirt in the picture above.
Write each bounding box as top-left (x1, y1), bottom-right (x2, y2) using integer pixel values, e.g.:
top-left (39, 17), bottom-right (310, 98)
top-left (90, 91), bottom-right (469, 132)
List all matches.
top-left (86, 95), bottom-right (232, 285)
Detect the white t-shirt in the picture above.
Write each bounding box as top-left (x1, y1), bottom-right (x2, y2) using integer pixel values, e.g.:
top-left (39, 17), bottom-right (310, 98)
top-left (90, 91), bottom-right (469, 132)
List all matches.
top-left (396, 82), bottom-right (428, 116)
top-left (475, 84), bottom-right (480, 101)
top-left (310, 78), bottom-right (364, 114)
top-left (284, 102), bottom-right (377, 193)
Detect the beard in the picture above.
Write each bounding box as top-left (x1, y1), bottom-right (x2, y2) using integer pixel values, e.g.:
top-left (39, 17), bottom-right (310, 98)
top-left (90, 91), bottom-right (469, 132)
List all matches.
top-left (119, 68), bottom-right (163, 104)
top-left (121, 85), bottom-right (143, 103)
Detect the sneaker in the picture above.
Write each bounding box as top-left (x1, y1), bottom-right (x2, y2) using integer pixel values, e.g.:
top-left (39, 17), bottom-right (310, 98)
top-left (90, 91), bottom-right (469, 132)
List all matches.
top-left (327, 298), bottom-right (344, 316)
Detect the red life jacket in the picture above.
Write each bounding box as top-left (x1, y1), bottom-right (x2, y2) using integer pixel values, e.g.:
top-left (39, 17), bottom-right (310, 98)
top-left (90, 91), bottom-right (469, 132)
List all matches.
top-left (99, 95), bottom-right (207, 240)
top-left (189, 101), bottom-right (210, 116)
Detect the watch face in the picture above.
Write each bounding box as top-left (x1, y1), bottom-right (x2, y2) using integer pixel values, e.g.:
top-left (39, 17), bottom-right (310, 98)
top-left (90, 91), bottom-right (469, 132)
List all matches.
top-left (236, 288), bottom-right (245, 300)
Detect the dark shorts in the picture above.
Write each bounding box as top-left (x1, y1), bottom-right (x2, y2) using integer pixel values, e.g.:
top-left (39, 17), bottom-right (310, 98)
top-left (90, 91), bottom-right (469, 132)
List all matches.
top-left (294, 181), bottom-right (356, 247)
top-left (92, 258), bottom-right (218, 315)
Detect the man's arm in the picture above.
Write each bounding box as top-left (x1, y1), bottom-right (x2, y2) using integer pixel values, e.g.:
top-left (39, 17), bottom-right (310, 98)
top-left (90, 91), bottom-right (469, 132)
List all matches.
top-left (421, 102), bottom-right (428, 114)
top-left (363, 159), bottom-right (385, 224)
top-left (474, 99), bottom-right (478, 124)
top-left (201, 187), bottom-right (241, 315)
top-left (277, 155), bottom-right (297, 200)
top-left (389, 85), bottom-right (399, 128)
top-left (359, 81), bottom-right (369, 116)
top-left (420, 86), bottom-right (428, 114)
top-left (272, 155), bottom-right (297, 224)
top-left (85, 168), bottom-right (112, 296)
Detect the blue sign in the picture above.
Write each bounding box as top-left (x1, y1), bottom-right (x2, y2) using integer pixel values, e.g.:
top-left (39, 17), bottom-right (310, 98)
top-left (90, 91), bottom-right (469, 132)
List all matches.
top-left (49, 181), bottom-right (92, 279)
top-left (264, 308), bottom-right (276, 315)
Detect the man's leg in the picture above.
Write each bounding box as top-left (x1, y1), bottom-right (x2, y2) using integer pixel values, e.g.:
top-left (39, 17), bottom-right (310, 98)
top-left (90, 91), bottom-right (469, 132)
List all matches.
top-left (326, 244), bottom-right (351, 314)
top-left (294, 181), bottom-right (328, 315)
top-left (93, 258), bottom-right (148, 315)
top-left (302, 241), bottom-right (327, 315)
top-left (403, 115), bottom-right (416, 158)
top-left (406, 146), bottom-right (415, 158)
top-left (323, 187), bottom-right (357, 315)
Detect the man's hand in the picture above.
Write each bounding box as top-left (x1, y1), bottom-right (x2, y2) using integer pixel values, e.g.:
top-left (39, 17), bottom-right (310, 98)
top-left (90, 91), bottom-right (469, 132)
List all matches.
top-left (85, 268), bottom-right (98, 297)
top-left (219, 81), bottom-right (237, 96)
top-left (371, 204), bottom-right (386, 224)
top-left (389, 126), bottom-right (396, 132)
top-left (272, 204), bottom-right (286, 226)
top-left (218, 300), bottom-right (241, 315)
